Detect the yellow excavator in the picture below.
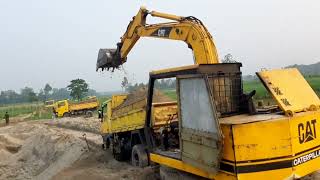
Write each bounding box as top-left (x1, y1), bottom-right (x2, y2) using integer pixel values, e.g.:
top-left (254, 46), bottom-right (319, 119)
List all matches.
top-left (96, 6), bottom-right (219, 71)
top-left (97, 7), bottom-right (320, 180)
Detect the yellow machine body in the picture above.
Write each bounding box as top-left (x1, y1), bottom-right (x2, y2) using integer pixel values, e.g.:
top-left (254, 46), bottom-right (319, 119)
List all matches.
top-left (148, 67), bottom-right (320, 179)
top-left (97, 6), bottom-right (320, 179)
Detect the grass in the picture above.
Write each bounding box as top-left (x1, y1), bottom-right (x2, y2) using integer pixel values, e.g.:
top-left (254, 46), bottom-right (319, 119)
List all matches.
top-left (26, 107), bottom-right (53, 120)
top-left (0, 103), bottom-right (42, 119)
top-left (161, 76), bottom-right (320, 103)
top-left (0, 102), bottom-right (54, 121)
top-left (243, 76), bottom-right (320, 100)
top-left (243, 80), bottom-right (270, 99)
top-left (163, 89), bottom-right (177, 100)
top-left (306, 76), bottom-right (320, 96)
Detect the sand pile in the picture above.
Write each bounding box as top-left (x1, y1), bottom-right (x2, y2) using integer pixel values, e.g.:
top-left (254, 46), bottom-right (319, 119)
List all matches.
top-left (0, 123), bottom-right (87, 180)
top-left (47, 117), bottom-right (101, 134)
top-left (114, 88), bottom-right (173, 111)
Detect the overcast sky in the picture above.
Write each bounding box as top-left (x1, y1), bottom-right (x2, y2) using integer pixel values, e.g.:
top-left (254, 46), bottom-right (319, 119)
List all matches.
top-left (0, 0), bottom-right (319, 92)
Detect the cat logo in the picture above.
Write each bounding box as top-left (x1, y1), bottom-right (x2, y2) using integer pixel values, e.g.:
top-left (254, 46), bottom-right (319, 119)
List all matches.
top-left (151, 27), bottom-right (172, 38)
top-left (298, 119), bottom-right (317, 144)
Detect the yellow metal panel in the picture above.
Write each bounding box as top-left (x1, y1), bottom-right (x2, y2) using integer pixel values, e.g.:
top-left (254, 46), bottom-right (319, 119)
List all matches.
top-left (290, 112), bottom-right (320, 156)
top-left (150, 153), bottom-right (236, 180)
top-left (237, 168), bottom-right (293, 180)
top-left (150, 65), bottom-right (199, 75)
top-left (289, 111), bottom-right (320, 177)
top-left (221, 124), bottom-right (235, 162)
top-left (69, 101), bottom-right (99, 111)
top-left (257, 68), bottom-right (320, 115)
top-left (233, 117), bottom-right (292, 162)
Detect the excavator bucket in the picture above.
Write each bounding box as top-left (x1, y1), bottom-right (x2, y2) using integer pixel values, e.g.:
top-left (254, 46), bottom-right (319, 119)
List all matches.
top-left (96, 48), bottom-right (123, 71)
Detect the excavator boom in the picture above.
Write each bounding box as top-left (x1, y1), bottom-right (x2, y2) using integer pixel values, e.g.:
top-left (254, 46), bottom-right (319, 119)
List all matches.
top-left (97, 7), bottom-right (219, 71)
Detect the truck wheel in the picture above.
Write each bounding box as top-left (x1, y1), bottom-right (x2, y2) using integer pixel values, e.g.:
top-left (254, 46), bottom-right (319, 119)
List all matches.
top-left (85, 111), bottom-right (93, 118)
top-left (63, 112), bottom-right (70, 117)
top-left (131, 144), bottom-right (148, 168)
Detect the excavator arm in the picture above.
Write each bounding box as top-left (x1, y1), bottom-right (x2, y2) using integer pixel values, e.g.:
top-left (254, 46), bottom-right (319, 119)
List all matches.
top-left (97, 7), bottom-right (219, 71)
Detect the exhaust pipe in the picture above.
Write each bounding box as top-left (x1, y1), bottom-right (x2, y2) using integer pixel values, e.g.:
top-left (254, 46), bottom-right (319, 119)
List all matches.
top-left (96, 43), bottom-right (126, 71)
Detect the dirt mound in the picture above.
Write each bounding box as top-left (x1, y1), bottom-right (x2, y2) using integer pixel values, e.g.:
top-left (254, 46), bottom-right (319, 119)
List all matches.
top-left (47, 117), bottom-right (101, 134)
top-left (0, 123), bottom-right (88, 180)
top-left (114, 88), bottom-right (173, 111)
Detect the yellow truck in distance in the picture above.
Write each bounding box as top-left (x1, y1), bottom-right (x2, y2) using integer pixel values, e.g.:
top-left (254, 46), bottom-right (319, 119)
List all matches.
top-left (44, 100), bottom-right (55, 108)
top-left (54, 96), bottom-right (99, 118)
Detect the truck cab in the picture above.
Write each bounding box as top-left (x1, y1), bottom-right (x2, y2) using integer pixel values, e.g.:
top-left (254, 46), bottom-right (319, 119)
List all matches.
top-left (44, 100), bottom-right (55, 108)
top-left (54, 100), bottom-right (69, 117)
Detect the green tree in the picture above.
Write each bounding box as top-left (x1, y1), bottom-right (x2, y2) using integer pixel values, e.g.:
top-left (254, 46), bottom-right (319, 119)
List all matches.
top-left (67, 79), bottom-right (89, 101)
top-left (20, 87), bottom-right (38, 102)
top-left (44, 83), bottom-right (52, 100)
top-left (38, 89), bottom-right (46, 102)
top-left (51, 88), bottom-right (70, 100)
top-left (121, 77), bottom-right (129, 91)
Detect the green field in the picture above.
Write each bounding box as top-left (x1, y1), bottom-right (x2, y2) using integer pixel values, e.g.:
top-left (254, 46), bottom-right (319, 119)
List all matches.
top-left (162, 76), bottom-right (320, 101)
top-left (244, 76), bottom-right (320, 99)
top-left (0, 103), bottom-right (41, 118)
top-left (0, 103), bottom-right (54, 121)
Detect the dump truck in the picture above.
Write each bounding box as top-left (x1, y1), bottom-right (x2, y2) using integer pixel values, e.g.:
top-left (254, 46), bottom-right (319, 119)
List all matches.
top-left (44, 100), bottom-right (55, 108)
top-left (100, 90), bottom-right (178, 162)
top-left (96, 7), bottom-right (320, 180)
top-left (54, 96), bottom-right (99, 118)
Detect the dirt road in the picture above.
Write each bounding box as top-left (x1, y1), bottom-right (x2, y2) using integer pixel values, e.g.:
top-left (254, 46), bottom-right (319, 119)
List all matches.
top-left (0, 118), bottom-right (157, 180)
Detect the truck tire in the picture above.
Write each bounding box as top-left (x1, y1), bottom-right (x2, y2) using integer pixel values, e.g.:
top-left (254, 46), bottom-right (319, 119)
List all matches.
top-left (131, 144), bottom-right (148, 168)
top-left (85, 111), bottom-right (93, 118)
top-left (63, 112), bottom-right (70, 117)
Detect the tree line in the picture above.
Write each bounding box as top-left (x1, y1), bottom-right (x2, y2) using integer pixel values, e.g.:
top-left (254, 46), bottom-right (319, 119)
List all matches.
top-left (122, 77), bottom-right (176, 92)
top-left (0, 79), bottom-right (96, 105)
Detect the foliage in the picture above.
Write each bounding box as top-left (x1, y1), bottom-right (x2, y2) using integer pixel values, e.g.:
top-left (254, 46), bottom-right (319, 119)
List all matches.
top-left (124, 79), bottom-right (176, 92)
top-left (121, 77), bottom-right (129, 91)
top-left (286, 62), bottom-right (320, 75)
top-left (20, 87), bottom-right (38, 102)
top-left (67, 79), bottom-right (89, 101)
top-left (163, 89), bottom-right (177, 100)
top-left (44, 83), bottom-right (52, 100)
top-left (222, 53), bottom-right (238, 63)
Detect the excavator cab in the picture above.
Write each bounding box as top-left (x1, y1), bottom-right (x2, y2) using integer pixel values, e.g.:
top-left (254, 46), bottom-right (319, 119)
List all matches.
top-left (145, 63), bottom-right (243, 176)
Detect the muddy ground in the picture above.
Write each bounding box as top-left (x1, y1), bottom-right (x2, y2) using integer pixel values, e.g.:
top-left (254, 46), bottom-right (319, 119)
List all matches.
top-left (0, 117), bottom-right (319, 180)
top-left (0, 117), bottom-right (157, 180)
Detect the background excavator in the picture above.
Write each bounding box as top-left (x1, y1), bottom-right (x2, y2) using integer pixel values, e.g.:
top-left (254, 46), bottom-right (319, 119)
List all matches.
top-left (97, 7), bottom-right (320, 180)
top-left (96, 6), bottom-right (219, 71)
